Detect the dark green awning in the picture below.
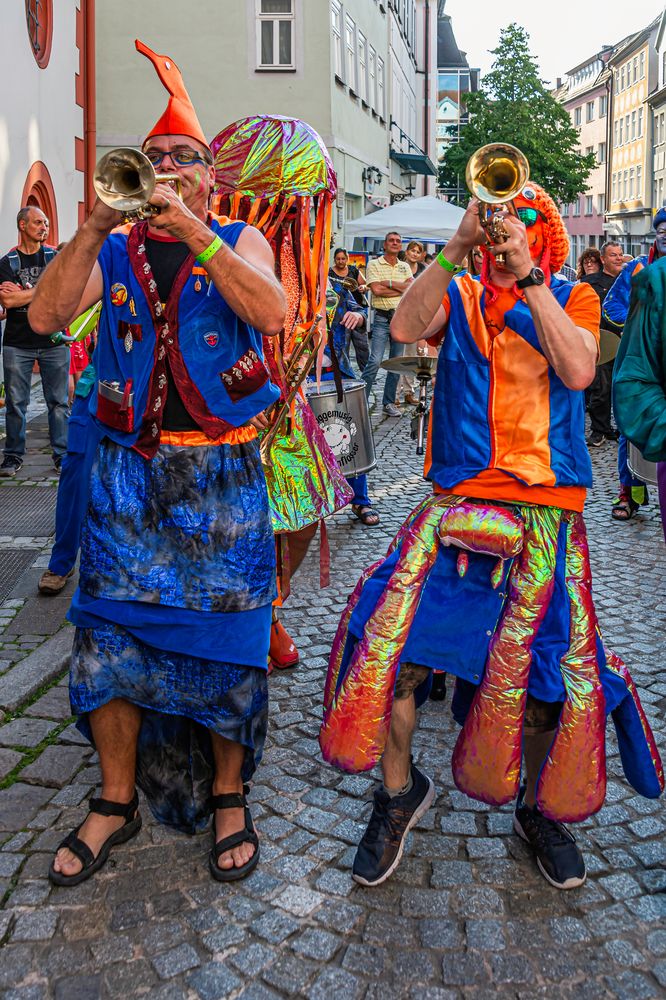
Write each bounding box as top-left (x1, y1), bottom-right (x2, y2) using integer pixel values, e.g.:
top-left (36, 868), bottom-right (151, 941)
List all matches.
top-left (390, 150), bottom-right (437, 177)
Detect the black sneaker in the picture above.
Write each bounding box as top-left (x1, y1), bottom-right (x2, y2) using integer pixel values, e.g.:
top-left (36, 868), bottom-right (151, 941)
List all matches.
top-left (513, 788), bottom-right (586, 890)
top-left (586, 431), bottom-right (605, 448)
top-left (0, 455), bottom-right (23, 478)
top-left (352, 763), bottom-right (435, 886)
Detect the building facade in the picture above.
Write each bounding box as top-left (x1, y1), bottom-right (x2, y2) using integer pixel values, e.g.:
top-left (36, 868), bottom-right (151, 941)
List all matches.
top-left (435, 11), bottom-right (480, 204)
top-left (606, 18), bottom-right (660, 255)
top-left (557, 52), bottom-right (611, 266)
top-left (0, 0), bottom-right (92, 249)
top-left (95, 0), bottom-right (437, 244)
top-left (648, 12), bottom-right (666, 215)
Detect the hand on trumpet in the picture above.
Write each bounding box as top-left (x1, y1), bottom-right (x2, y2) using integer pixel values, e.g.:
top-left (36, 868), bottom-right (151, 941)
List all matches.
top-left (456, 198), bottom-right (489, 252)
top-left (486, 213), bottom-right (533, 278)
top-left (146, 182), bottom-right (200, 240)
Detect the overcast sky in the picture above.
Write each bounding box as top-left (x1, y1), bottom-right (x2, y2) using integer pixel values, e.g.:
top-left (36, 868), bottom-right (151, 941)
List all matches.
top-left (443, 1), bottom-right (665, 85)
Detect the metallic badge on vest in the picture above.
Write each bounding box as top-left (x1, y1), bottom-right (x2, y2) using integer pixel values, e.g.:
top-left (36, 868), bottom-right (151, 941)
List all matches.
top-left (220, 349), bottom-right (269, 403)
top-left (110, 283), bottom-right (128, 306)
top-left (203, 331), bottom-right (219, 348)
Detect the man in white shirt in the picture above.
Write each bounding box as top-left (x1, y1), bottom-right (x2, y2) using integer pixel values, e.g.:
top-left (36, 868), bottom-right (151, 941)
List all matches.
top-left (362, 232), bottom-right (413, 416)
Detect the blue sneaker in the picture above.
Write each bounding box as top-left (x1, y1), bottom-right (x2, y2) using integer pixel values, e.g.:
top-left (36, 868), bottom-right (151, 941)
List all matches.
top-left (352, 763), bottom-right (435, 886)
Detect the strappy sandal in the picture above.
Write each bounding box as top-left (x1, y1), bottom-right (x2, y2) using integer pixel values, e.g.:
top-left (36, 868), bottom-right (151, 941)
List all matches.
top-left (48, 791), bottom-right (141, 887)
top-left (351, 504), bottom-right (380, 527)
top-left (209, 784), bottom-right (260, 883)
top-left (612, 496), bottom-right (639, 521)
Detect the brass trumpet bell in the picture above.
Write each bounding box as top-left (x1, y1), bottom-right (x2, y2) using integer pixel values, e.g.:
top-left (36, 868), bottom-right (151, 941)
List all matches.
top-left (465, 143), bottom-right (529, 206)
top-left (465, 143), bottom-right (530, 263)
top-left (93, 147), bottom-right (181, 221)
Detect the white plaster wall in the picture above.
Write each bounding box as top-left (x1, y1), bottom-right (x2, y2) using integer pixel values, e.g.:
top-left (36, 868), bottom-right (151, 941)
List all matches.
top-left (0, 1), bottom-right (83, 248)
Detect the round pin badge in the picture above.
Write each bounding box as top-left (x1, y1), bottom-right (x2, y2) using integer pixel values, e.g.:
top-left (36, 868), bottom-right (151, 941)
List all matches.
top-left (110, 283), bottom-right (128, 306)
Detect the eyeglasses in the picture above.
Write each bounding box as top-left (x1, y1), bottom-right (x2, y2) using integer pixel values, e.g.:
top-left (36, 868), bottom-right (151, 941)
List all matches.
top-left (144, 148), bottom-right (209, 168)
top-left (516, 207), bottom-right (546, 228)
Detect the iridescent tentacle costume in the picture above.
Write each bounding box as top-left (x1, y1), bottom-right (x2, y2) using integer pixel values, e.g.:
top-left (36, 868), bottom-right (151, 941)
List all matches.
top-left (211, 117), bottom-right (351, 548)
top-left (320, 494), bottom-right (664, 823)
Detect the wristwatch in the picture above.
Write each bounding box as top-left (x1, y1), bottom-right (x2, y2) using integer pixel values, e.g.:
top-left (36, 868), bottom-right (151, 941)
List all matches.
top-left (516, 267), bottom-right (545, 289)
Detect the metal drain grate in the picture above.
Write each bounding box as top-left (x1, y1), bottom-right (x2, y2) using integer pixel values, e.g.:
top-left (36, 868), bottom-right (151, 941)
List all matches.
top-left (0, 486), bottom-right (58, 536)
top-left (0, 549), bottom-right (36, 604)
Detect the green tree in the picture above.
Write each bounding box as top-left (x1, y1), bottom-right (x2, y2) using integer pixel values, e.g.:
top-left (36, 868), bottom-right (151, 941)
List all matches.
top-left (439, 24), bottom-right (596, 206)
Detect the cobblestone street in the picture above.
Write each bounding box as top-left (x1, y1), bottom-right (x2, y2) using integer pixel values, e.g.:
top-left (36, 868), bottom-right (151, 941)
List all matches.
top-left (0, 392), bottom-right (664, 999)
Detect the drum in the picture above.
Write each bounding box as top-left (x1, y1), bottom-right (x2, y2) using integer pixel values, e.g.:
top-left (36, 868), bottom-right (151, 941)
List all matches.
top-left (627, 442), bottom-right (659, 486)
top-left (306, 379), bottom-right (376, 477)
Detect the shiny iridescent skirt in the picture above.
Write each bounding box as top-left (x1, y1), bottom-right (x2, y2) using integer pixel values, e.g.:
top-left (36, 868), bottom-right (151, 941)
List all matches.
top-left (320, 494), bottom-right (664, 823)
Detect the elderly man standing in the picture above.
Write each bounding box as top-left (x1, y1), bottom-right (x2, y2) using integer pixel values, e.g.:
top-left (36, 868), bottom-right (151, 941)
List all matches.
top-left (361, 231), bottom-right (413, 416)
top-left (581, 240), bottom-right (624, 448)
top-left (0, 206), bottom-right (68, 476)
top-left (29, 40), bottom-right (285, 887)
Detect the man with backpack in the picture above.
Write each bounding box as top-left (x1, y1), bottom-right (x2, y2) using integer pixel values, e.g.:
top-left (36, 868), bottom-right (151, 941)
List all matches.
top-left (0, 206), bottom-right (68, 476)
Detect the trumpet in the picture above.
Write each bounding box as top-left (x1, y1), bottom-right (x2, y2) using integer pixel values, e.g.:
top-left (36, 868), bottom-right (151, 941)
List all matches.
top-left (465, 143), bottom-right (530, 264)
top-left (93, 147), bottom-right (182, 222)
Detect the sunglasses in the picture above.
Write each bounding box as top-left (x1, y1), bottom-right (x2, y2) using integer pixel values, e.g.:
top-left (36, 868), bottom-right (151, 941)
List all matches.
top-left (144, 148), bottom-right (209, 168)
top-left (516, 207), bottom-right (546, 228)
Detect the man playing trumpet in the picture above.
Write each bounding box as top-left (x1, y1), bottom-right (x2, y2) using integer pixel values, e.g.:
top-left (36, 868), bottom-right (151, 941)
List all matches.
top-left (319, 176), bottom-right (663, 891)
top-left (29, 40), bottom-right (285, 887)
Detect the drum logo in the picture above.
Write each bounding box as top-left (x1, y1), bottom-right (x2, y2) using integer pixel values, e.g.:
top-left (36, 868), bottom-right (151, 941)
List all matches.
top-left (319, 409), bottom-right (358, 467)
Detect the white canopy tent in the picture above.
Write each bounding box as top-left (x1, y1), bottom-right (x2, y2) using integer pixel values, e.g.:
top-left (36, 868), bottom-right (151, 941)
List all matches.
top-left (345, 195), bottom-right (465, 244)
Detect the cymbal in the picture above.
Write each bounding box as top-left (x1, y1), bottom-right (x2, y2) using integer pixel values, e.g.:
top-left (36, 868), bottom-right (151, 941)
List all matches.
top-left (381, 355), bottom-right (437, 376)
top-left (598, 328), bottom-right (620, 366)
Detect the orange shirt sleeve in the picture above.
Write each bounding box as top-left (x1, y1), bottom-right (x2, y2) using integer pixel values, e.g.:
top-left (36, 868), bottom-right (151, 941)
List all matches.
top-left (565, 281), bottom-right (601, 349)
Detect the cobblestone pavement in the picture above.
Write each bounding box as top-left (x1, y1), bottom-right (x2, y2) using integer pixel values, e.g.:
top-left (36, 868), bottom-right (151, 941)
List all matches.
top-left (0, 390), bottom-right (665, 1000)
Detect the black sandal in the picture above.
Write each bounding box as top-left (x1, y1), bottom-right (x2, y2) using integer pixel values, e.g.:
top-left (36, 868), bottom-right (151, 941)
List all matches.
top-left (48, 791), bottom-right (141, 887)
top-left (351, 504), bottom-right (380, 527)
top-left (209, 784), bottom-right (260, 883)
top-left (612, 497), bottom-right (639, 521)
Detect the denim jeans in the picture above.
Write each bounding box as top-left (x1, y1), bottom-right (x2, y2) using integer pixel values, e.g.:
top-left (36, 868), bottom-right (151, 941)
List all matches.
top-left (361, 313), bottom-right (405, 407)
top-left (2, 345), bottom-right (69, 459)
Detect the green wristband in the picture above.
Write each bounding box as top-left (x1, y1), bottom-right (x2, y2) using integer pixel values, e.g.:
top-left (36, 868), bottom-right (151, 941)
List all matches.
top-left (196, 234), bottom-right (223, 265)
top-left (436, 250), bottom-right (464, 275)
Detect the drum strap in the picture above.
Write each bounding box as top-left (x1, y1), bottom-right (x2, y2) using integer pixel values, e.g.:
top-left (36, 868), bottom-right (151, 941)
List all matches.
top-left (326, 329), bottom-right (345, 403)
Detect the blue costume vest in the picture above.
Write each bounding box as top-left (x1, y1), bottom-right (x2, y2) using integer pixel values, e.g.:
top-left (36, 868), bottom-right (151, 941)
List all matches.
top-left (91, 216), bottom-right (279, 455)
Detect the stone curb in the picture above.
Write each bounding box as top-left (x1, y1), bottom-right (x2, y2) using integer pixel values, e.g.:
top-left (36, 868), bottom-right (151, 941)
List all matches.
top-left (0, 625), bottom-right (72, 713)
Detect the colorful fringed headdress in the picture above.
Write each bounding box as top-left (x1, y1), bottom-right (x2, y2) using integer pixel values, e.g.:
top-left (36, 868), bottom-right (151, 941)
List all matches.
top-left (211, 115), bottom-right (336, 375)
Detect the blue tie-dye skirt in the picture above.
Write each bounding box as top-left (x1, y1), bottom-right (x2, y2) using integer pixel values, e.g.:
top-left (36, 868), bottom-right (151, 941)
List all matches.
top-left (68, 437), bottom-right (276, 833)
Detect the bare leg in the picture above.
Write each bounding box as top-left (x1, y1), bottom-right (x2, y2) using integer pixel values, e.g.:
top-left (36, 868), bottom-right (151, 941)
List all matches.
top-left (523, 729), bottom-right (556, 808)
top-left (381, 695), bottom-right (416, 791)
top-left (210, 733), bottom-right (256, 871)
top-left (286, 522), bottom-right (318, 576)
top-left (53, 698), bottom-right (141, 876)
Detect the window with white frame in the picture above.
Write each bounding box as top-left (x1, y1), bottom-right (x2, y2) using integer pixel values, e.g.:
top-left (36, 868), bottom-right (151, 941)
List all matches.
top-left (585, 195), bottom-right (593, 215)
top-left (612, 173), bottom-right (617, 203)
top-left (633, 56), bottom-right (638, 83)
top-left (619, 118), bottom-right (623, 145)
top-left (598, 142), bottom-right (606, 163)
top-left (586, 101), bottom-right (594, 122)
top-left (629, 167), bottom-right (634, 199)
top-left (623, 170), bottom-right (628, 200)
top-left (631, 110), bottom-right (636, 140)
top-left (358, 31), bottom-right (368, 103)
top-left (637, 164), bottom-right (642, 199)
top-left (598, 193), bottom-right (605, 214)
top-left (640, 51), bottom-right (645, 78)
top-left (332, 1), bottom-right (343, 80)
top-left (368, 44), bottom-right (377, 110)
top-left (345, 13), bottom-right (357, 93)
top-left (256, 0), bottom-right (295, 70)
top-left (572, 197), bottom-right (580, 216)
top-left (377, 56), bottom-right (386, 119)
top-left (574, 106), bottom-right (582, 126)
top-left (561, 203), bottom-right (568, 217)
top-left (638, 107), bottom-right (643, 137)
top-left (614, 120), bottom-right (619, 147)
top-left (599, 94), bottom-right (608, 117)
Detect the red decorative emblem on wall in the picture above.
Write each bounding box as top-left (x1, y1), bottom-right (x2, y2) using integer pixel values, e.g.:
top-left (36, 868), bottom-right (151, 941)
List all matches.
top-left (25, 0), bottom-right (53, 69)
top-left (220, 349), bottom-right (268, 403)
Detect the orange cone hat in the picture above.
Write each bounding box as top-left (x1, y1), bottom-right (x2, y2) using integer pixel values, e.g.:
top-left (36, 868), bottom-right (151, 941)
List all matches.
top-left (136, 39), bottom-right (209, 150)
